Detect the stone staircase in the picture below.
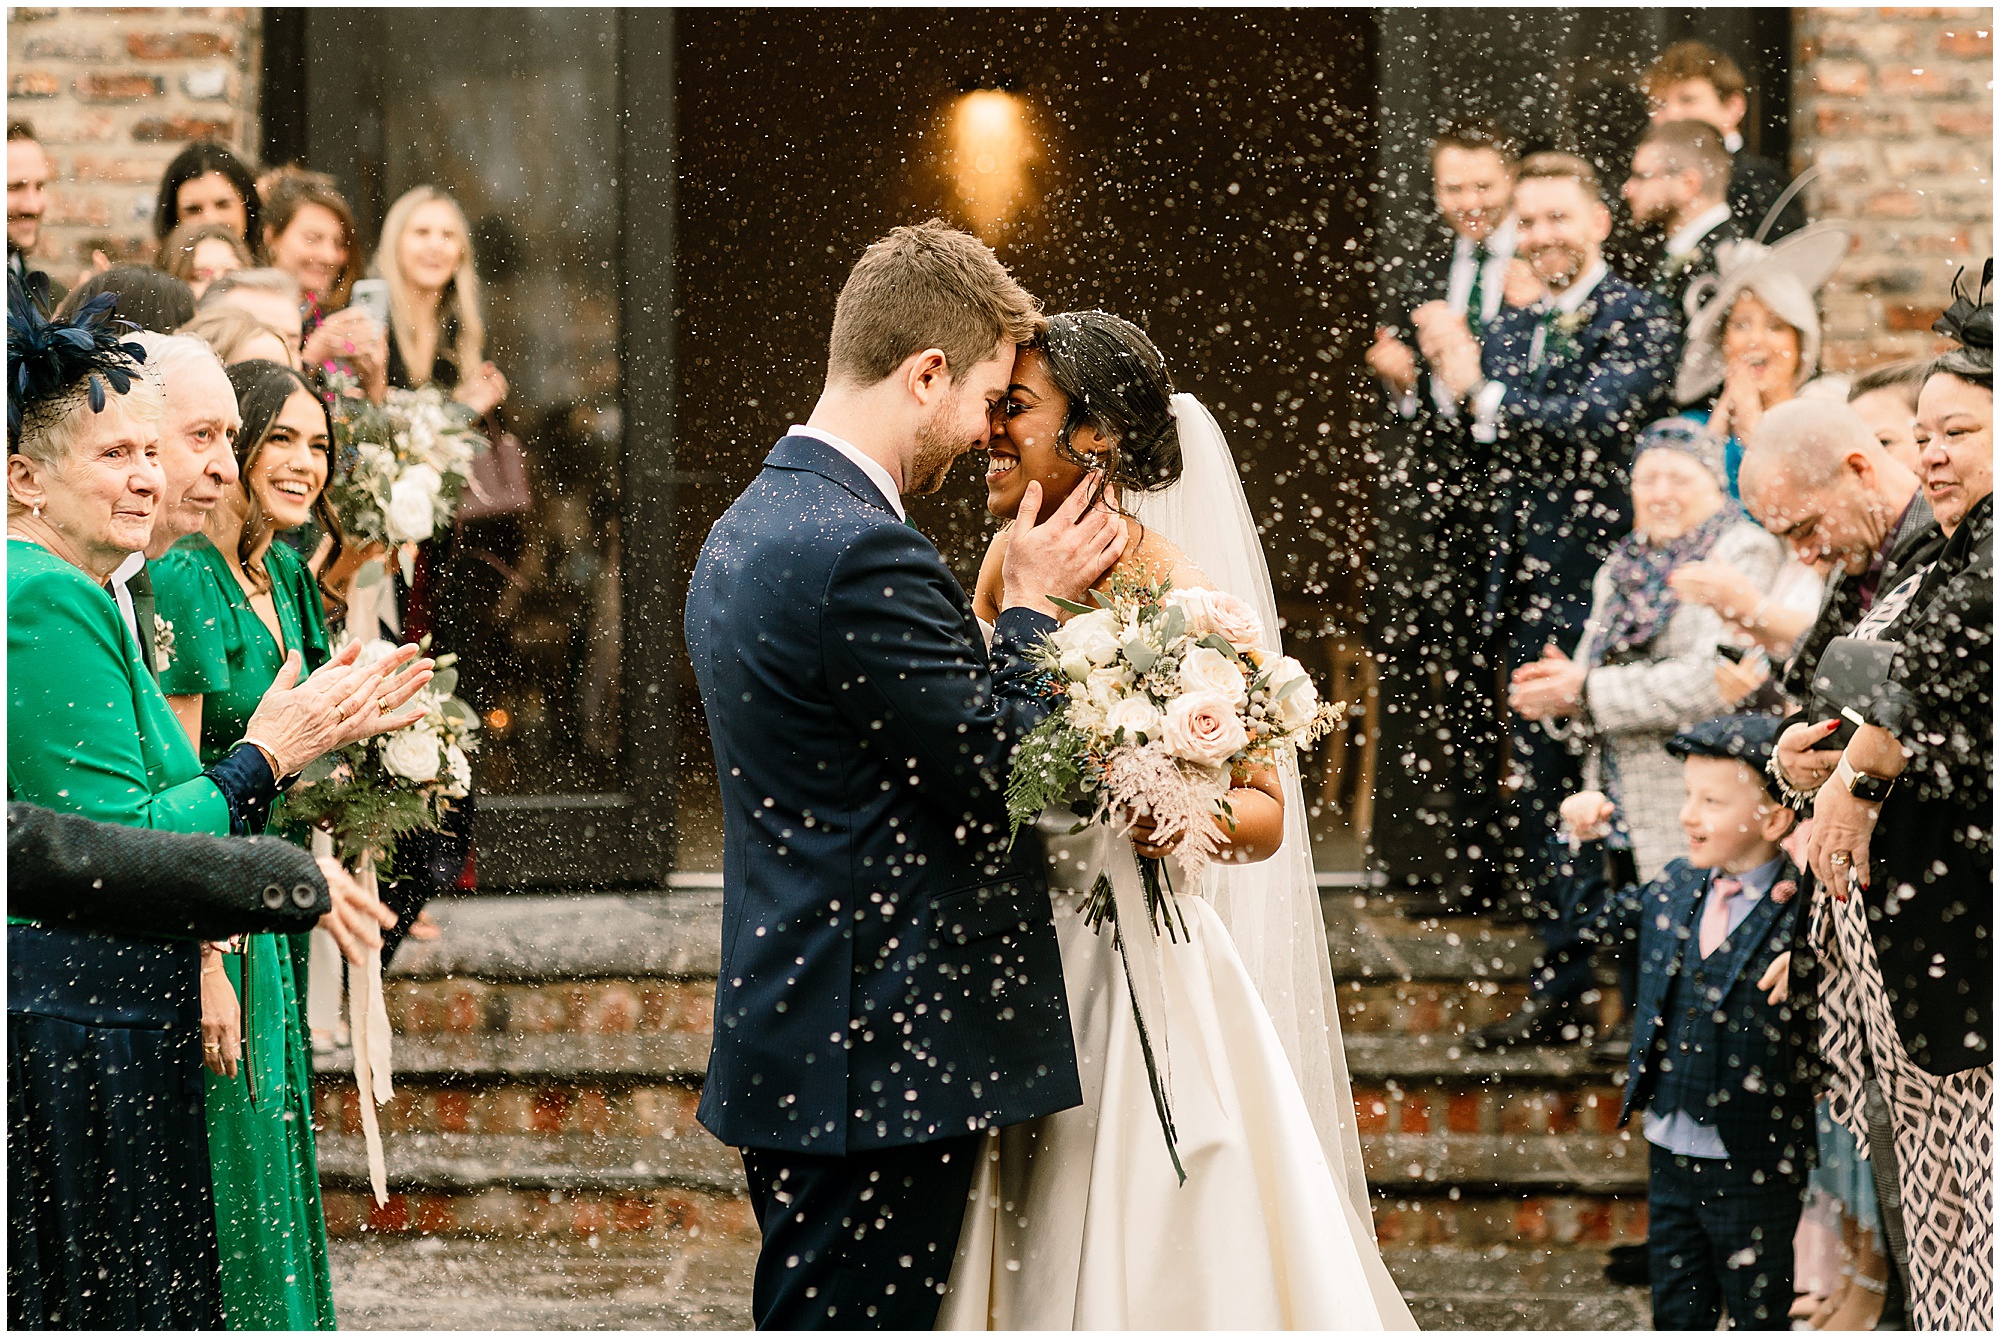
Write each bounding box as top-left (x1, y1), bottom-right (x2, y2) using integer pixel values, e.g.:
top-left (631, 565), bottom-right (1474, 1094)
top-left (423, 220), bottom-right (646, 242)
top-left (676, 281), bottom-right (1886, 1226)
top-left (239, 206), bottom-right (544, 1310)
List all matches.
top-left (315, 889), bottom-right (1650, 1330)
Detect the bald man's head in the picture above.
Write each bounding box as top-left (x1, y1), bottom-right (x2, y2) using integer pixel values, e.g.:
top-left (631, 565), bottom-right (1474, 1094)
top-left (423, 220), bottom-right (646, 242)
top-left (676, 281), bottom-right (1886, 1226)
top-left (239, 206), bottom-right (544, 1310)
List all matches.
top-left (1740, 398), bottom-right (1922, 577)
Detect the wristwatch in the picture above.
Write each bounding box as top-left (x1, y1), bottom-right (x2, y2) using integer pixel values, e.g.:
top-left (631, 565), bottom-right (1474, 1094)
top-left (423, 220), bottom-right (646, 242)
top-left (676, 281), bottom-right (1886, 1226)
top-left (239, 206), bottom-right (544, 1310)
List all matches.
top-left (1833, 755), bottom-right (1897, 803)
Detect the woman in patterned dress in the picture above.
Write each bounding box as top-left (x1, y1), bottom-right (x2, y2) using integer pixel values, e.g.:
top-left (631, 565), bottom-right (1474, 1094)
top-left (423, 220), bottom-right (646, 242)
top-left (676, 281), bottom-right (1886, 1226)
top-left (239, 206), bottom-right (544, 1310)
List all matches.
top-left (1787, 276), bottom-right (1993, 1331)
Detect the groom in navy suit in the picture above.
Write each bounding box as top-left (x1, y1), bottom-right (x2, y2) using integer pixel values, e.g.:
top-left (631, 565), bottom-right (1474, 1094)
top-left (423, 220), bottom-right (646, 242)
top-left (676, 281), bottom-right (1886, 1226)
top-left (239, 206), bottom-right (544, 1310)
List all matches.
top-left (685, 222), bottom-right (1126, 1329)
top-left (1414, 152), bottom-right (1678, 1040)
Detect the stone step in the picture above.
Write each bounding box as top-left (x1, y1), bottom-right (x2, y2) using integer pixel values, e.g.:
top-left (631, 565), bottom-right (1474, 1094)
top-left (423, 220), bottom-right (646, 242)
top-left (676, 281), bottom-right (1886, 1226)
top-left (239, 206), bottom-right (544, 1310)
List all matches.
top-left (326, 1236), bottom-right (1648, 1331)
top-left (315, 1127), bottom-right (1641, 1202)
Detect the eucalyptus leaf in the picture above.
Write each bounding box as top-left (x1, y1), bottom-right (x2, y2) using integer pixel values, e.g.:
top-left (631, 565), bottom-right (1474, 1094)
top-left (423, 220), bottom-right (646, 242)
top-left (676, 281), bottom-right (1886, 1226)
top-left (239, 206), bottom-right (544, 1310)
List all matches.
top-left (1088, 589), bottom-right (1114, 610)
top-left (430, 666), bottom-right (459, 698)
top-left (1048, 595), bottom-right (1098, 616)
top-left (1276, 675), bottom-right (1308, 700)
top-left (1125, 640), bottom-right (1158, 674)
top-left (353, 559), bottom-right (385, 591)
top-left (1200, 632), bottom-right (1245, 664)
top-left (399, 546), bottom-right (416, 586)
top-left (1159, 604), bottom-right (1187, 643)
top-left (440, 696), bottom-right (477, 728)
top-left (297, 754), bottom-right (341, 786)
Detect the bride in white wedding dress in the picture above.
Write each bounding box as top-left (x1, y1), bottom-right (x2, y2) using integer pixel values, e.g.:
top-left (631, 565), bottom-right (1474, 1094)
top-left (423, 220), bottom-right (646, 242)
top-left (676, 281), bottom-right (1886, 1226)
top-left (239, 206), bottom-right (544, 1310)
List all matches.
top-left (949, 313), bottom-right (1415, 1331)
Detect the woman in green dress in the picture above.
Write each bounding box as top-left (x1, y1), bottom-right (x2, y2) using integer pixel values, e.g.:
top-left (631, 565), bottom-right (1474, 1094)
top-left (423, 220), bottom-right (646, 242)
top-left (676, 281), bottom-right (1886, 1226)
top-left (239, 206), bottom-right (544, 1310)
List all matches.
top-left (6, 289), bottom-right (418, 1327)
top-left (152, 359), bottom-right (359, 1329)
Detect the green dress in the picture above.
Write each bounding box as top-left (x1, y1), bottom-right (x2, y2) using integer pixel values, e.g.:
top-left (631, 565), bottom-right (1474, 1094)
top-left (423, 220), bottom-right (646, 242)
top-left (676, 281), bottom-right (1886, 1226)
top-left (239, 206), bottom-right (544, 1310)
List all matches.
top-left (152, 534), bottom-right (336, 1331)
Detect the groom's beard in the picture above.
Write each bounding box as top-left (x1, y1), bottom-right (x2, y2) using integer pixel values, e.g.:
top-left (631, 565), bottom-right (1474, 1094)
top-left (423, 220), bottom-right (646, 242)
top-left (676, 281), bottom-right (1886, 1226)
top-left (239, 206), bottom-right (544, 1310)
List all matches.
top-left (906, 402), bottom-right (969, 497)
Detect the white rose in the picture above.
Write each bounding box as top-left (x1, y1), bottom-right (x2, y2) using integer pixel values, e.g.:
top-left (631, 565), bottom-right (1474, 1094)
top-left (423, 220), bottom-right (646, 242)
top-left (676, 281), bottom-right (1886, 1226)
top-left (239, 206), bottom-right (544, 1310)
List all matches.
top-left (385, 476), bottom-right (439, 543)
top-left (380, 725), bottom-right (441, 783)
top-left (1179, 644), bottom-right (1248, 704)
top-left (442, 744), bottom-right (472, 799)
top-left (1053, 608), bottom-right (1124, 667)
top-left (1268, 656), bottom-right (1322, 731)
top-left (1085, 666), bottom-right (1128, 713)
top-left (1103, 695), bottom-right (1163, 742)
top-left (353, 637), bottom-right (400, 669)
top-left (1161, 690), bottom-right (1251, 767)
top-left (1058, 648), bottom-right (1092, 682)
top-left (1170, 587), bottom-right (1266, 651)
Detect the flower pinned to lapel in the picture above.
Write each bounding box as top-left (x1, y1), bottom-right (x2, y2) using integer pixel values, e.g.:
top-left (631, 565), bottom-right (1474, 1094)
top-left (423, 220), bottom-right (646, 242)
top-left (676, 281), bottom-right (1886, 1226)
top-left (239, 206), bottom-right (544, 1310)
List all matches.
top-left (153, 614), bottom-right (177, 673)
top-left (1770, 879), bottom-right (1798, 905)
top-left (1555, 303), bottom-right (1594, 338)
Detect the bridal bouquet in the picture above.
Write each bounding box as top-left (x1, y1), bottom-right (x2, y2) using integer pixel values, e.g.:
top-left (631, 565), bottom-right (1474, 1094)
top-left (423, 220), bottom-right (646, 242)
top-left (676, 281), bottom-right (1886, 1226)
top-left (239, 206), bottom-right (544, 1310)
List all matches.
top-left (1007, 578), bottom-right (1339, 917)
top-left (282, 636), bottom-right (480, 869)
top-left (282, 634), bottom-right (479, 1206)
top-left (325, 384), bottom-right (485, 548)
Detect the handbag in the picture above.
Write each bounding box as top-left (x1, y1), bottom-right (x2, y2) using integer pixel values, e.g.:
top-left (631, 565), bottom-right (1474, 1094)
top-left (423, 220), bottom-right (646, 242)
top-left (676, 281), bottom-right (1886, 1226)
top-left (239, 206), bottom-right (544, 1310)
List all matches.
top-left (458, 410), bottom-right (532, 522)
top-left (1807, 635), bottom-right (1899, 751)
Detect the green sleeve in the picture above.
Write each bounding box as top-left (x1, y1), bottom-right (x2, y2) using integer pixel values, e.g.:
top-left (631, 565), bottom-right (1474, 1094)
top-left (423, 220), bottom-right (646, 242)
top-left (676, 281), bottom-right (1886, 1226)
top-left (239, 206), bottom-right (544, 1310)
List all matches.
top-left (8, 565), bottom-right (231, 834)
top-left (151, 545), bottom-right (237, 697)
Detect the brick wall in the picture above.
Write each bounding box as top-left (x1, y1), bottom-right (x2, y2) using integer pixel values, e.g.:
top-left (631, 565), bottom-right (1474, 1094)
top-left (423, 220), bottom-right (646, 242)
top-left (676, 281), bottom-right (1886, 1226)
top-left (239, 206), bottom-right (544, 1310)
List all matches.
top-left (7, 6), bottom-right (261, 272)
top-left (1792, 7), bottom-right (1994, 370)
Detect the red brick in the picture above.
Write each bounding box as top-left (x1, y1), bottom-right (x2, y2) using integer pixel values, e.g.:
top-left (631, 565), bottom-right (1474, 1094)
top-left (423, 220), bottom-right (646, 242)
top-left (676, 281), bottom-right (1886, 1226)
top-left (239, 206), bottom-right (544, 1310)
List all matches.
top-left (1865, 190), bottom-right (1928, 219)
top-left (1498, 1093), bottom-right (1550, 1135)
top-left (435, 1090), bottom-right (473, 1133)
top-left (1577, 1199), bottom-right (1614, 1244)
top-left (1813, 59), bottom-right (1872, 97)
top-left (30, 111), bottom-right (119, 144)
top-left (1934, 109), bottom-right (1994, 137)
top-left (22, 36), bottom-right (112, 60)
top-left (612, 1197), bottom-right (656, 1233)
top-left (367, 1193), bottom-right (412, 1234)
top-left (126, 30), bottom-right (237, 59)
top-left (530, 1087), bottom-right (571, 1133)
top-left (9, 72), bottom-right (61, 99)
top-left (42, 195), bottom-right (111, 228)
top-left (130, 116), bottom-right (234, 143)
top-left (1446, 1090), bottom-right (1485, 1134)
top-left (69, 154), bottom-right (166, 184)
top-left (1878, 65), bottom-right (1956, 97)
top-left (413, 1195), bottom-right (457, 1236)
top-left (1353, 1088), bottom-right (1390, 1135)
top-left (1887, 304), bottom-right (1946, 332)
top-left (586, 984), bottom-right (641, 1034)
top-left (1547, 1092), bottom-right (1578, 1135)
top-left (321, 1190), bottom-right (364, 1238)
top-left (445, 988), bottom-right (481, 1032)
top-left (569, 1198), bottom-right (609, 1236)
top-left (76, 73), bottom-right (165, 102)
top-left (1398, 1091), bottom-right (1432, 1135)
top-left (1938, 27), bottom-right (1993, 57)
top-left (572, 1088), bottom-right (614, 1135)
top-left (1513, 1198), bottom-right (1551, 1244)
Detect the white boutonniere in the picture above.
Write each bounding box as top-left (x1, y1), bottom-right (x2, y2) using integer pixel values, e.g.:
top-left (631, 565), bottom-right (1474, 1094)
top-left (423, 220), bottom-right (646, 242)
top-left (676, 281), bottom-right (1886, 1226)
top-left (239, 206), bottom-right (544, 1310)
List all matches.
top-left (153, 614), bottom-right (177, 672)
top-left (1554, 303), bottom-right (1593, 338)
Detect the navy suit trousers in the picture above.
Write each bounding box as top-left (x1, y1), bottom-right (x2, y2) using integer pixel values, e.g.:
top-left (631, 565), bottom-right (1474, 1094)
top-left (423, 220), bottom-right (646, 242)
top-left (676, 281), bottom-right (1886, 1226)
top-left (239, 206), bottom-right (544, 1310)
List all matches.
top-left (741, 1135), bottom-right (981, 1330)
top-left (1648, 1150), bottom-right (1802, 1330)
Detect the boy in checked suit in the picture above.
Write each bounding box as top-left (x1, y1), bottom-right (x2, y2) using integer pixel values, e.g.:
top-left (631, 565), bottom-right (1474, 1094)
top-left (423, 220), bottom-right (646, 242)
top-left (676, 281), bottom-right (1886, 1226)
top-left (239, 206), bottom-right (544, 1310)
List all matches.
top-left (1567, 714), bottom-right (1812, 1329)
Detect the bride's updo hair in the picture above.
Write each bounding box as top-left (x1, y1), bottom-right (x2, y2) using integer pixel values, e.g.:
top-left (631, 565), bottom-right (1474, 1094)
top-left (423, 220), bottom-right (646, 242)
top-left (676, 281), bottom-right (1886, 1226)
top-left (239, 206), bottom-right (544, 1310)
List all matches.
top-left (1031, 311), bottom-right (1181, 499)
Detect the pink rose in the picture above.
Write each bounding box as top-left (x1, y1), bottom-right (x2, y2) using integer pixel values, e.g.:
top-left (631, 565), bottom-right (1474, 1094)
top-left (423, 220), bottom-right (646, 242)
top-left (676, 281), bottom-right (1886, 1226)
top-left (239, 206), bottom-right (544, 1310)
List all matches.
top-left (1161, 690), bottom-right (1250, 767)
top-left (1172, 587), bottom-right (1265, 652)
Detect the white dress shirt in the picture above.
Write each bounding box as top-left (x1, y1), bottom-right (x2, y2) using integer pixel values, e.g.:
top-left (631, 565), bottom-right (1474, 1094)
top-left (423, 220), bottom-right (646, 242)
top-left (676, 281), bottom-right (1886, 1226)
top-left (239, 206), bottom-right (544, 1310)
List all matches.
top-left (789, 424), bottom-right (905, 521)
top-left (1665, 202), bottom-right (1732, 260)
top-left (109, 550), bottom-right (147, 656)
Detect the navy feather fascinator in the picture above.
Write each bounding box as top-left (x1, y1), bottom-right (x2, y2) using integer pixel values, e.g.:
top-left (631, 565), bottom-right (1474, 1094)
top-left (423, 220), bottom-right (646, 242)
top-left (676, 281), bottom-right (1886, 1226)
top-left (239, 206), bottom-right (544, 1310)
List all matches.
top-left (7, 269), bottom-right (149, 448)
top-left (1932, 258), bottom-right (1993, 376)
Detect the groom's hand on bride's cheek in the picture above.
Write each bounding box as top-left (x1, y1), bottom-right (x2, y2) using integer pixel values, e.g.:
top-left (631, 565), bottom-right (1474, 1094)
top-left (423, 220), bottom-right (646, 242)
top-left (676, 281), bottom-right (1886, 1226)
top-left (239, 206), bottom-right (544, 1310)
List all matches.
top-left (1001, 472), bottom-right (1127, 617)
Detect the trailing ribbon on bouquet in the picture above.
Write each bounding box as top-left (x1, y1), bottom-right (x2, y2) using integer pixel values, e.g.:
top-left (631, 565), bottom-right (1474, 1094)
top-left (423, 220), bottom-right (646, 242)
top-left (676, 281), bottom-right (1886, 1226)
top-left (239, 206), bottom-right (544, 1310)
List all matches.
top-left (1076, 823), bottom-right (1188, 1186)
top-left (313, 828), bottom-right (396, 1206)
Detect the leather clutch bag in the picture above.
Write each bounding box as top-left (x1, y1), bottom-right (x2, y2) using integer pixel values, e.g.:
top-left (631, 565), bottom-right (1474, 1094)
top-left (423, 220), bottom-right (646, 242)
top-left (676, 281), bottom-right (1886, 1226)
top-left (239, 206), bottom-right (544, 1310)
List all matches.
top-left (1808, 636), bottom-right (1899, 750)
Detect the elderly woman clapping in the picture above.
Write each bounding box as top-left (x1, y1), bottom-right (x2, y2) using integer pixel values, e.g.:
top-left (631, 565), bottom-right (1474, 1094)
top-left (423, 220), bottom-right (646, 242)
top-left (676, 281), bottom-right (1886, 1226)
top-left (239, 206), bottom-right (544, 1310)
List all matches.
top-left (4, 284), bottom-right (427, 1329)
top-left (1508, 419), bottom-right (1783, 878)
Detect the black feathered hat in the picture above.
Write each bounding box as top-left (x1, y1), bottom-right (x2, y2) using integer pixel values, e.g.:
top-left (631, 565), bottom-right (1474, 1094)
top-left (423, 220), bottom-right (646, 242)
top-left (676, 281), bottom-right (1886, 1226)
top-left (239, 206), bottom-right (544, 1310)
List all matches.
top-left (7, 269), bottom-right (149, 451)
top-left (1932, 258), bottom-right (1993, 382)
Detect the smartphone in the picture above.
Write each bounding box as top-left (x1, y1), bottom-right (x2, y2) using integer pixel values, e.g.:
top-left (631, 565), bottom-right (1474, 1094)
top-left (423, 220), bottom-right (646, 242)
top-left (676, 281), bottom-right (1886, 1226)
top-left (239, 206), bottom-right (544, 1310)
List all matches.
top-left (350, 278), bottom-right (390, 328)
top-left (1715, 644), bottom-right (1747, 664)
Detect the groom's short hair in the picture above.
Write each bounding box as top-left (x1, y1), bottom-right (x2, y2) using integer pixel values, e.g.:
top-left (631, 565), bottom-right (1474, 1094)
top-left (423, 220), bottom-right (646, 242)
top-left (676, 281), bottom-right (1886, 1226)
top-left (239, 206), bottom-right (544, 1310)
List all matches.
top-left (827, 220), bottom-right (1042, 387)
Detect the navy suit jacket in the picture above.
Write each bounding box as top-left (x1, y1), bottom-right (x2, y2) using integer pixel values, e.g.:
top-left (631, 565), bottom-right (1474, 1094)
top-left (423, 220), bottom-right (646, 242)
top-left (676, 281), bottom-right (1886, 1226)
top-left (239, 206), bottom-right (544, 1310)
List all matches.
top-left (684, 434), bottom-right (1082, 1155)
top-left (1475, 273), bottom-right (1679, 660)
top-left (1582, 853), bottom-right (1812, 1174)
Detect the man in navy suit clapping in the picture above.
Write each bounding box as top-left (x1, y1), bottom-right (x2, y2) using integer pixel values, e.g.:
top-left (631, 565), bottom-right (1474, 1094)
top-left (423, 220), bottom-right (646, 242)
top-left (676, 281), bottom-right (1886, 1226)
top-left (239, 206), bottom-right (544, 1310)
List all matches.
top-left (1412, 153), bottom-right (1679, 1043)
top-left (685, 222), bottom-right (1126, 1329)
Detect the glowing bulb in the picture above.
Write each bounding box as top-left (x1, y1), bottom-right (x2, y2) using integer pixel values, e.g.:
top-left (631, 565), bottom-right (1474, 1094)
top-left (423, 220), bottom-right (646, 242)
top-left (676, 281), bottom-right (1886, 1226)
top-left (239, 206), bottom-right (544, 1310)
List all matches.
top-left (944, 90), bottom-right (1040, 242)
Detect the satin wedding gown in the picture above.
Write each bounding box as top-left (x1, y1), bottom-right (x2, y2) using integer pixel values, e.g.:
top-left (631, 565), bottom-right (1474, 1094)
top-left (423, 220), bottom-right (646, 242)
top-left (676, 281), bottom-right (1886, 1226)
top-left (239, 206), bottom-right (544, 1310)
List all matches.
top-left (936, 813), bottom-right (1416, 1330)
top-left (947, 406), bottom-right (1415, 1334)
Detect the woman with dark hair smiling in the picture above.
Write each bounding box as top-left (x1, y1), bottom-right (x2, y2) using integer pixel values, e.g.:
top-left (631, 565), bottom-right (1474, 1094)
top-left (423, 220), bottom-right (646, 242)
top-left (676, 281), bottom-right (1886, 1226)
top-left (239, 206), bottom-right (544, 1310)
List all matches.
top-left (149, 359), bottom-right (395, 1329)
top-left (946, 311), bottom-right (1413, 1328)
top-left (153, 140), bottom-right (262, 243)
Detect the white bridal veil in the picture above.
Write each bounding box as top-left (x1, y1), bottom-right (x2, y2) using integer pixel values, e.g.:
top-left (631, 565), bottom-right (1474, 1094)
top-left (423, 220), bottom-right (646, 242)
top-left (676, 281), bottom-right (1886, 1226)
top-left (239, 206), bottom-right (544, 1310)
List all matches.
top-left (1130, 394), bottom-right (1376, 1223)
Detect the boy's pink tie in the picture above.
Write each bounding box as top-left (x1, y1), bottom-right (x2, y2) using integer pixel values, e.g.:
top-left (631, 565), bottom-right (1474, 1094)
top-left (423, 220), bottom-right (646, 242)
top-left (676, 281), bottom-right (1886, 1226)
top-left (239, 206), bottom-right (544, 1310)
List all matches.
top-left (1699, 877), bottom-right (1745, 958)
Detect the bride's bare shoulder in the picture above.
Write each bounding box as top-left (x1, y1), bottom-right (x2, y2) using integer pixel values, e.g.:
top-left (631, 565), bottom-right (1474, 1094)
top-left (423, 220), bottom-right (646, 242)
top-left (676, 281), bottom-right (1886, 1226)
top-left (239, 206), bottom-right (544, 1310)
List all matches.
top-left (1122, 521), bottom-right (1211, 591)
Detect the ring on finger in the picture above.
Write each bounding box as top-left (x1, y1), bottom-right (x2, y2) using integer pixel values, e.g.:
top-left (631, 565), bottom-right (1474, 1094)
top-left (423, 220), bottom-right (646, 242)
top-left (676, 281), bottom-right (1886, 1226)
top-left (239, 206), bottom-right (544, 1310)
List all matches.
top-left (1830, 851), bottom-right (1851, 866)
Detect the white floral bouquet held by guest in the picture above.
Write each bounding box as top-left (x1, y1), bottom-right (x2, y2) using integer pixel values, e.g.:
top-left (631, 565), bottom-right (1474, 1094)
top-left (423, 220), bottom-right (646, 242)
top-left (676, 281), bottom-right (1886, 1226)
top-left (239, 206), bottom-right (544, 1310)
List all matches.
top-left (325, 382), bottom-right (486, 549)
top-left (282, 635), bottom-right (480, 1205)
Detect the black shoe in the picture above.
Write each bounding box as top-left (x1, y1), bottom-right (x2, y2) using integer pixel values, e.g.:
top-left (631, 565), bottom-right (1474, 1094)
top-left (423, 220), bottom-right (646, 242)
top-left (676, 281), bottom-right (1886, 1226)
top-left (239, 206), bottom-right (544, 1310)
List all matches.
top-left (1604, 1241), bottom-right (1649, 1287)
top-left (1589, 1018), bottom-right (1635, 1067)
top-left (1463, 997), bottom-right (1585, 1050)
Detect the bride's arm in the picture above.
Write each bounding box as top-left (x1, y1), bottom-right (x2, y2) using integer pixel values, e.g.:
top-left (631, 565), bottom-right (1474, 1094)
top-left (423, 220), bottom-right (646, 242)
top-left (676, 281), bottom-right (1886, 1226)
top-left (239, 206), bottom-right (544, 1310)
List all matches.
top-left (1131, 764), bottom-right (1286, 865)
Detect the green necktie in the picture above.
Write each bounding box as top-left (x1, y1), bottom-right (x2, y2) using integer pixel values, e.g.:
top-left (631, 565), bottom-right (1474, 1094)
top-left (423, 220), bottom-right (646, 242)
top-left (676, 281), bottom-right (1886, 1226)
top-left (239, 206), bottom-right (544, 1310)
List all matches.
top-left (1465, 244), bottom-right (1490, 335)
